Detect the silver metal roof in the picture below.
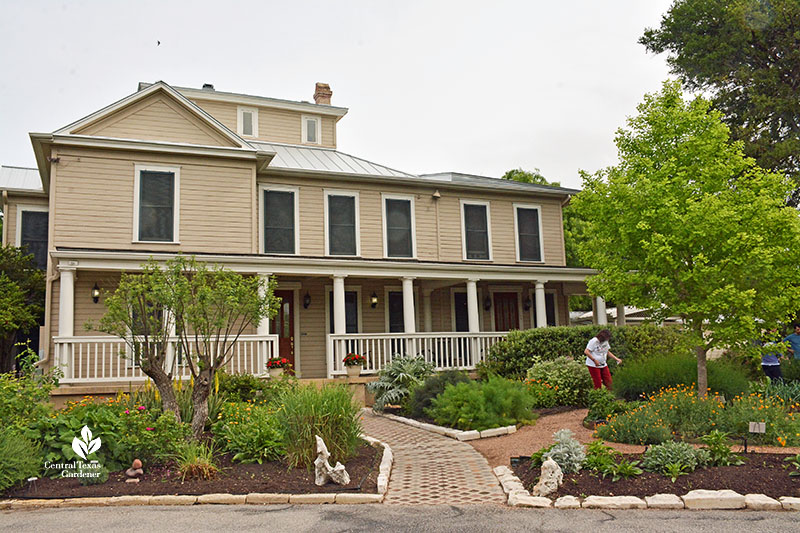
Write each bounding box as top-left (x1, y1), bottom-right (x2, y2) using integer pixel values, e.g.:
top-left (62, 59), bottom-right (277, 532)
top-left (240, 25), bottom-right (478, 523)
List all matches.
top-left (420, 172), bottom-right (579, 195)
top-left (0, 166), bottom-right (43, 192)
top-left (252, 142), bottom-right (417, 179)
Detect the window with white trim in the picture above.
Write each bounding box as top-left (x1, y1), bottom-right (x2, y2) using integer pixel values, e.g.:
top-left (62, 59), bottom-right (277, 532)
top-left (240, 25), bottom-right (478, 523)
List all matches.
top-left (514, 204), bottom-right (544, 262)
top-left (237, 106), bottom-right (258, 137)
top-left (383, 195), bottom-right (415, 258)
top-left (134, 164), bottom-right (179, 243)
top-left (261, 186), bottom-right (298, 254)
top-left (17, 207), bottom-right (48, 270)
top-left (461, 201), bottom-right (491, 260)
top-left (302, 115), bottom-right (321, 144)
top-left (325, 191), bottom-right (359, 256)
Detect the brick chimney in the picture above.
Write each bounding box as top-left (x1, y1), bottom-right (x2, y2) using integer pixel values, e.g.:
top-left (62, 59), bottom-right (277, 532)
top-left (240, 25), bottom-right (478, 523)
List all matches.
top-left (313, 82), bottom-right (332, 105)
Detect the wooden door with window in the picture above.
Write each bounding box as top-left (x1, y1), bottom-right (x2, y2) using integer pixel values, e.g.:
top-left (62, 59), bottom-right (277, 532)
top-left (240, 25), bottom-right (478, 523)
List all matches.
top-left (493, 292), bottom-right (519, 331)
top-left (272, 290), bottom-right (295, 368)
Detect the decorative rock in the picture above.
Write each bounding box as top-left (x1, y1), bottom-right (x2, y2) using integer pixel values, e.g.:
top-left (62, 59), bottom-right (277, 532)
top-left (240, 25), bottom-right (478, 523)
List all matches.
top-left (149, 495), bottom-right (197, 506)
top-left (197, 493), bottom-right (247, 505)
top-left (124, 478), bottom-right (140, 483)
top-left (745, 493), bottom-right (781, 511)
top-left (554, 495), bottom-right (581, 509)
top-left (132, 458), bottom-right (143, 469)
top-left (246, 493), bottom-right (290, 504)
top-left (289, 493), bottom-right (336, 504)
top-left (456, 430), bottom-right (480, 441)
top-left (779, 496), bottom-right (800, 511)
top-left (480, 427), bottom-right (508, 439)
top-left (377, 474), bottom-right (389, 494)
top-left (506, 425), bottom-right (517, 435)
top-left (507, 490), bottom-right (552, 508)
top-left (582, 496), bottom-right (647, 509)
top-left (645, 494), bottom-right (684, 509)
top-left (314, 435), bottom-right (350, 486)
top-left (125, 458), bottom-right (144, 481)
top-left (531, 458), bottom-right (563, 498)
top-left (335, 493), bottom-right (384, 504)
top-left (682, 489), bottom-right (745, 510)
top-left (501, 480), bottom-right (526, 494)
top-left (493, 465), bottom-right (512, 477)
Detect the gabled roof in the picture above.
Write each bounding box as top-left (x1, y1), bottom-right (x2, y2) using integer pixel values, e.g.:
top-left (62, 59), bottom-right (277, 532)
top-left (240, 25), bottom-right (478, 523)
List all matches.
top-left (0, 165), bottom-right (43, 194)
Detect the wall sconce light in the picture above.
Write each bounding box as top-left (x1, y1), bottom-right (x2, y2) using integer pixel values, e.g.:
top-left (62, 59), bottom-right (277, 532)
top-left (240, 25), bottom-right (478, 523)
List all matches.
top-left (303, 292), bottom-right (311, 309)
top-left (523, 297), bottom-right (532, 311)
top-left (91, 283), bottom-right (101, 304)
top-left (483, 296), bottom-right (492, 311)
top-left (370, 291), bottom-right (379, 308)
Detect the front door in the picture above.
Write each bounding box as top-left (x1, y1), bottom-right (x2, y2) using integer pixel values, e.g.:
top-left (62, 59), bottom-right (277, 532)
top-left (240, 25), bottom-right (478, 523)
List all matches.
top-left (493, 292), bottom-right (519, 331)
top-left (272, 290), bottom-right (295, 369)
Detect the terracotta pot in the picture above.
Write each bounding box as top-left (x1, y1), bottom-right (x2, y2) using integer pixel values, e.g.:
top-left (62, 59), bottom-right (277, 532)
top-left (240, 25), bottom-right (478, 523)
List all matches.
top-left (268, 367), bottom-right (284, 379)
top-left (346, 365), bottom-right (362, 378)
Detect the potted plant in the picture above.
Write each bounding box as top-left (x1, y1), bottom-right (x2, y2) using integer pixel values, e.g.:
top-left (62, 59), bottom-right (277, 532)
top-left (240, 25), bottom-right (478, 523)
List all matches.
top-left (266, 357), bottom-right (290, 378)
top-left (343, 353), bottom-right (367, 378)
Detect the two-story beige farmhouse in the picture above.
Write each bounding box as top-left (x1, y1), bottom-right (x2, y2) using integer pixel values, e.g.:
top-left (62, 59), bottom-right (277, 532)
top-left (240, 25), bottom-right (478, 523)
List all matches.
top-left (1, 81), bottom-right (609, 393)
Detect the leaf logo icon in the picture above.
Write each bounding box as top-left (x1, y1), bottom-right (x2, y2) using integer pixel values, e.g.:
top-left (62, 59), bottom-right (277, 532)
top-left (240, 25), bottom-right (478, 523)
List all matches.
top-left (71, 425), bottom-right (101, 460)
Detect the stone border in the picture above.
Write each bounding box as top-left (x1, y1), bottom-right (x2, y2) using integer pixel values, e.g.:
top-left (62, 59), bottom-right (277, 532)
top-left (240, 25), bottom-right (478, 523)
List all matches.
top-left (492, 466), bottom-right (800, 511)
top-left (0, 437), bottom-right (393, 510)
top-left (371, 410), bottom-right (516, 441)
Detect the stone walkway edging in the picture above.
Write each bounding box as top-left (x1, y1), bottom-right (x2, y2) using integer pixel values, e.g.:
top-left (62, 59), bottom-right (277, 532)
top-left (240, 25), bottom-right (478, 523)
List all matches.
top-left (492, 466), bottom-right (800, 511)
top-left (361, 434), bottom-right (393, 495)
top-left (372, 410), bottom-right (516, 441)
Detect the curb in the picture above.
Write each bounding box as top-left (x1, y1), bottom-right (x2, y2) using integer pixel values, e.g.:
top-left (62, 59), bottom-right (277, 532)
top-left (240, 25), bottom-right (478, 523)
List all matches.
top-left (492, 466), bottom-right (800, 511)
top-left (371, 411), bottom-right (516, 441)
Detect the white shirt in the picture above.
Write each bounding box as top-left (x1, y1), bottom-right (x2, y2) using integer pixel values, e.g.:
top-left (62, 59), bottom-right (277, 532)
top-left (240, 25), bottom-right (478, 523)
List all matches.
top-left (585, 337), bottom-right (609, 368)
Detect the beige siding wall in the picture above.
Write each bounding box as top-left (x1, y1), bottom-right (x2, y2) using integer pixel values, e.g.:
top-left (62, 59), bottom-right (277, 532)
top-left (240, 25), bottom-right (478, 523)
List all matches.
top-left (75, 93), bottom-right (237, 147)
top-left (51, 147), bottom-right (256, 253)
top-left (191, 98), bottom-right (337, 148)
top-left (3, 194), bottom-right (48, 247)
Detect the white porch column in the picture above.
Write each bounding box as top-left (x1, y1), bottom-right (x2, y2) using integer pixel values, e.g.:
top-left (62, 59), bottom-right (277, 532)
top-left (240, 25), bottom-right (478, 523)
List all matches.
top-left (256, 273), bottom-right (272, 336)
top-left (332, 275), bottom-right (347, 335)
top-left (402, 277), bottom-right (416, 333)
top-left (534, 281), bottom-right (547, 328)
top-left (596, 296), bottom-right (608, 325)
top-left (616, 303), bottom-right (626, 326)
top-left (466, 279), bottom-right (480, 333)
top-left (422, 287), bottom-right (433, 333)
top-left (58, 267), bottom-right (75, 337)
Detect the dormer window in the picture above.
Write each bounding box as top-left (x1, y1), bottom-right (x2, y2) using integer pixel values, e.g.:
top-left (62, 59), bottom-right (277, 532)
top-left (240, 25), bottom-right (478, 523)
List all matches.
top-left (302, 115), bottom-right (321, 144)
top-left (237, 106), bottom-right (258, 137)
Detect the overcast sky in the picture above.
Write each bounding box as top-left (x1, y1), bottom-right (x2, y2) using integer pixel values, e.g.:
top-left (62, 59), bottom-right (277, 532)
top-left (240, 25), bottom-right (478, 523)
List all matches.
top-left (0, 0), bottom-right (674, 190)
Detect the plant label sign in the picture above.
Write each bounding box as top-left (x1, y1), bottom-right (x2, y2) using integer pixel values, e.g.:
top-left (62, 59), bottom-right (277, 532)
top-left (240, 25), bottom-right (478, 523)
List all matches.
top-left (748, 422), bottom-right (766, 434)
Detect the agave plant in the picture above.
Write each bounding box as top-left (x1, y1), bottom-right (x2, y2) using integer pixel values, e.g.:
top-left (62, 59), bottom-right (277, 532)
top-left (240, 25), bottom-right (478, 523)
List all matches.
top-left (367, 355), bottom-right (434, 411)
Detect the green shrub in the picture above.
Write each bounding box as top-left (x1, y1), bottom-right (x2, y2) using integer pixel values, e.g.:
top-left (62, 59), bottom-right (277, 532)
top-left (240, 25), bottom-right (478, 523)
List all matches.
top-left (641, 441), bottom-right (710, 476)
top-left (613, 352), bottom-right (749, 401)
top-left (542, 429), bottom-right (586, 473)
top-left (525, 379), bottom-right (559, 409)
top-left (426, 375), bottom-right (534, 431)
top-left (405, 370), bottom-right (471, 419)
top-left (526, 357), bottom-right (594, 407)
top-left (715, 393), bottom-right (800, 445)
top-left (595, 406), bottom-right (674, 445)
top-left (275, 384), bottom-right (362, 469)
top-left (699, 430), bottom-right (743, 466)
top-left (586, 388), bottom-right (631, 422)
top-left (482, 324), bottom-right (691, 379)
top-left (0, 363), bottom-right (56, 430)
top-left (0, 430), bottom-right (41, 491)
top-left (367, 356), bottom-right (434, 411)
top-left (212, 403), bottom-right (284, 463)
top-left (217, 371), bottom-right (267, 402)
top-left (583, 439), bottom-right (621, 473)
top-left (750, 379), bottom-right (800, 404)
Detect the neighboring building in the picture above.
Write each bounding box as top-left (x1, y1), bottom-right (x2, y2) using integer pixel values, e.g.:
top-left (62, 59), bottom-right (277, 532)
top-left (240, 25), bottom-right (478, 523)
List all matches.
top-left (0, 81), bottom-right (601, 392)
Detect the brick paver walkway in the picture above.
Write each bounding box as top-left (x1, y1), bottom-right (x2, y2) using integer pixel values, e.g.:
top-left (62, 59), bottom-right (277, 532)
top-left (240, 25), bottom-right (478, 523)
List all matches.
top-left (361, 410), bottom-right (505, 505)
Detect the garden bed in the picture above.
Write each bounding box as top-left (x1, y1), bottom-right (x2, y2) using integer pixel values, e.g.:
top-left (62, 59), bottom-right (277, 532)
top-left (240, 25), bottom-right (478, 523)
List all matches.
top-left (512, 453), bottom-right (800, 500)
top-left (4, 441), bottom-right (381, 499)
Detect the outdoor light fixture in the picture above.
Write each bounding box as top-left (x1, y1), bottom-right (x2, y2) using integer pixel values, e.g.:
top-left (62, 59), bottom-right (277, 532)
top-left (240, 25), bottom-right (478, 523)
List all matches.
top-left (303, 292), bottom-right (311, 309)
top-left (370, 292), bottom-right (378, 308)
top-left (483, 296), bottom-right (492, 311)
top-left (523, 297), bottom-right (532, 311)
top-left (91, 283), bottom-right (101, 304)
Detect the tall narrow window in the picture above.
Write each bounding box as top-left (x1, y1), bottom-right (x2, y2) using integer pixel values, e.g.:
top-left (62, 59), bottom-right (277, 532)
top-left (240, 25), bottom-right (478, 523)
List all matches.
top-left (302, 115), bottom-right (321, 144)
top-left (384, 197), bottom-right (414, 258)
top-left (462, 202), bottom-right (490, 260)
top-left (515, 205), bottom-right (543, 262)
top-left (238, 107), bottom-right (258, 137)
top-left (19, 209), bottom-right (48, 269)
top-left (328, 291), bottom-right (359, 333)
top-left (326, 192), bottom-right (358, 256)
top-left (136, 167), bottom-right (177, 242)
top-left (263, 188), bottom-right (297, 254)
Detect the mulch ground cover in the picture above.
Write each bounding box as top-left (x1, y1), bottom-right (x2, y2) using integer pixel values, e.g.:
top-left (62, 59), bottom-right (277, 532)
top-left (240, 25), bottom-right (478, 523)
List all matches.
top-left (513, 453), bottom-right (800, 499)
top-left (4, 441), bottom-right (381, 499)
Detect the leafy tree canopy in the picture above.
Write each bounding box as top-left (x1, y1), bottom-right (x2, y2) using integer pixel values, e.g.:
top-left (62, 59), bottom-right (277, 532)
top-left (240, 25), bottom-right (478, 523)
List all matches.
top-left (641, 0), bottom-right (800, 202)
top-left (571, 80), bottom-right (800, 396)
top-left (502, 168), bottom-right (560, 187)
top-left (0, 246), bottom-right (45, 373)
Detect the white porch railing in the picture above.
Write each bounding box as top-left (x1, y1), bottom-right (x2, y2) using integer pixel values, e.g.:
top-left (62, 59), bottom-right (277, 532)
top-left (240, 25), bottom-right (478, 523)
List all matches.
top-left (52, 335), bottom-right (279, 384)
top-left (327, 332), bottom-right (508, 377)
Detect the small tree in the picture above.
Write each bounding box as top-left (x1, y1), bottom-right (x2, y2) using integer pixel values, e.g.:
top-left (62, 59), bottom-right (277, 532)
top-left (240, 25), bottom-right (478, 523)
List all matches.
top-left (0, 245), bottom-right (45, 373)
top-left (571, 81), bottom-right (800, 397)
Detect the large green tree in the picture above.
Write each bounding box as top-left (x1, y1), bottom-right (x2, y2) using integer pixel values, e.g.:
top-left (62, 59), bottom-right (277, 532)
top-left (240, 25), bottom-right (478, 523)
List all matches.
top-left (571, 81), bottom-right (800, 397)
top-left (641, 0), bottom-right (800, 202)
top-left (0, 246), bottom-right (45, 373)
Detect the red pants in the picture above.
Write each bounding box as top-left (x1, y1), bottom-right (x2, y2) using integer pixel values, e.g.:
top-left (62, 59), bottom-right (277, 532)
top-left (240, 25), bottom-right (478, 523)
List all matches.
top-left (587, 365), bottom-right (612, 390)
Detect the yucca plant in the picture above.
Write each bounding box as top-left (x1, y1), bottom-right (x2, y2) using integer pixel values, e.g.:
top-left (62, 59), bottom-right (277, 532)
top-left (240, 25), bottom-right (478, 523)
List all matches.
top-left (367, 355), bottom-right (434, 411)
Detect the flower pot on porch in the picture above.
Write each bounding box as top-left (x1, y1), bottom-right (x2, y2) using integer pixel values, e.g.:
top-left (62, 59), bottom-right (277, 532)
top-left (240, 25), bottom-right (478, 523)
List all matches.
top-left (268, 367), bottom-right (284, 379)
top-left (346, 365), bottom-right (362, 378)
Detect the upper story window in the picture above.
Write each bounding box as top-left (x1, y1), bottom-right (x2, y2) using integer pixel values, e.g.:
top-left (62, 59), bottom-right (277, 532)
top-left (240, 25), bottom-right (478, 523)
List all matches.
top-left (237, 106), bottom-right (258, 137)
top-left (302, 115), bottom-right (321, 144)
top-left (16, 206), bottom-right (48, 269)
top-left (260, 185), bottom-right (299, 254)
top-left (134, 164), bottom-right (180, 243)
top-left (383, 195), bottom-right (416, 258)
top-left (461, 200), bottom-right (492, 261)
top-left (514, 204), bottom-right (544, 262)
top-left (325, 190), bottom-right (360, 256)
